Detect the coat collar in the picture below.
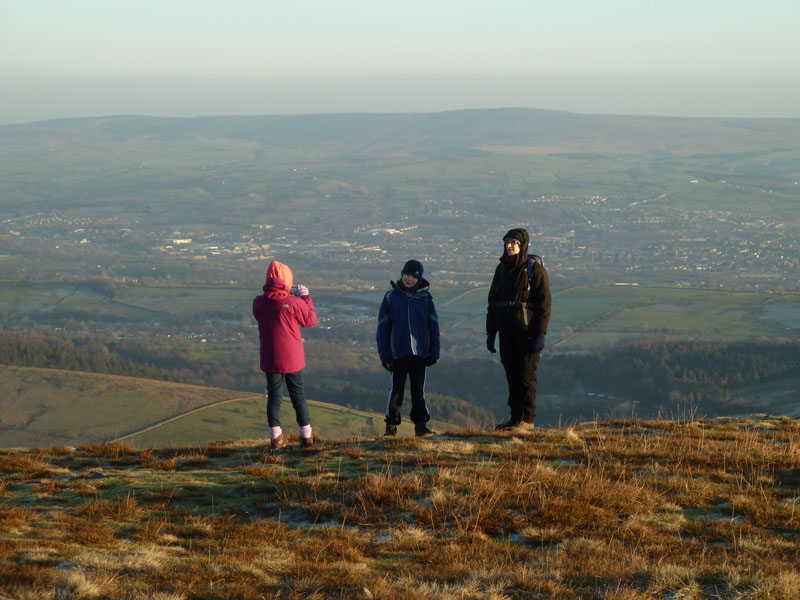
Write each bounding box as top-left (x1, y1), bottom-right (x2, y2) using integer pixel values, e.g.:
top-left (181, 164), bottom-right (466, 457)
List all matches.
top-left (391, 277), bottom-right (430, 297)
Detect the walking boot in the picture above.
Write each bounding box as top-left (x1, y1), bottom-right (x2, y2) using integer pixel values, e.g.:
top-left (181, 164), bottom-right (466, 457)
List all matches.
top-left (494, 417), bottom-right (522, 431)
top-left (415, 424), bottom-right (436, 436)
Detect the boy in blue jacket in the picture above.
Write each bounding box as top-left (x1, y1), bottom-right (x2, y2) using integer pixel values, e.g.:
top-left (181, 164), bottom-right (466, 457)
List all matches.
top-left (376, 260), bottom-right (440, 437)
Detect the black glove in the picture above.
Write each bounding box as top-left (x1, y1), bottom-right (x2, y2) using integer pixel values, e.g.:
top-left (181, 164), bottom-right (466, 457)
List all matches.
top-left (486, 333), bottom-right (497, 354)
top-left (527, 335), bottom-right (546, 354)
top-left (381, 359), bottom-right (394, 372)
top-left (424, 356), bottom-right (437, 367)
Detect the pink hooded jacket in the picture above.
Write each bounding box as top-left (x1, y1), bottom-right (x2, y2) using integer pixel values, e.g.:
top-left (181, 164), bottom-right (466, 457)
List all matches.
top-left (252, 261), bottom-right (317, 374)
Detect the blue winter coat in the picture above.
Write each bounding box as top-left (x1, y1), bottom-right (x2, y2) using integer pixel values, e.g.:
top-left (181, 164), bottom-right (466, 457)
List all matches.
top-left (376, 278), bottom-right (440, 362)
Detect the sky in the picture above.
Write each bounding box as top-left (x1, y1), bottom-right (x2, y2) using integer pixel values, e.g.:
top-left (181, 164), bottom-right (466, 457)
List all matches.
top-left (1, 0), bottom-right (799, 124)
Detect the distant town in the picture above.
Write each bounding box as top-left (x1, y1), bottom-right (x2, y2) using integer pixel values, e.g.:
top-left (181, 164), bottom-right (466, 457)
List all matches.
top-left (3, 190), bottom-right (797, 291)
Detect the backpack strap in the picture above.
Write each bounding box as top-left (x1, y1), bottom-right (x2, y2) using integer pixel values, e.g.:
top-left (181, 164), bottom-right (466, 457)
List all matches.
top-left (526, 255), bottom-right (543, 293)
top-left (527, 254), bottom-right (543, 279)
top-left (383, 289), bottom-right (393, 313)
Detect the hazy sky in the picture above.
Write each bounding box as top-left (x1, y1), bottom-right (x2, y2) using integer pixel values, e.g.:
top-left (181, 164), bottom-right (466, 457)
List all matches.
top-left (2, 0), bottom-right (799, 124)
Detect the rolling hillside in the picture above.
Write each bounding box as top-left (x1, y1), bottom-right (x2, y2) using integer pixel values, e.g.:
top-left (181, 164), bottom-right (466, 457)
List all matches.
top-left (0, 365), bottom-right (436, 448)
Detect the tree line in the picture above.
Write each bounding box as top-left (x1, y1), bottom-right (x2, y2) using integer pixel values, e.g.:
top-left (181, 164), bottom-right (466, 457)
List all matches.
top-left (425, 338), bottom-right (800, 422)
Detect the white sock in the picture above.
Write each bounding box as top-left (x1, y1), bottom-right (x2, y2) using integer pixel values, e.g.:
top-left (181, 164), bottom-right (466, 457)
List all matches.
top-left (300, 424), bottom-right (312, 439)
top-left (270, 426), bottom-right (283, 440)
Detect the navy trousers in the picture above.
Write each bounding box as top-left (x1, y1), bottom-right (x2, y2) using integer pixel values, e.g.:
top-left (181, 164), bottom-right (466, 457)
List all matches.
top-left (266, 371), bottom-right (310, 428)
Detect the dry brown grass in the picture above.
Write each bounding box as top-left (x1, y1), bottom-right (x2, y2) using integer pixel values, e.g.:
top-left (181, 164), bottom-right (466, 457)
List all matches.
top-left (240, 464), bottom-right (278, 479)
top-left (202, 440), bottom-right (237, 457)
top-left (0, 452), bottom-right (56, 479)
top-left (30, 446), bottom-right (76, 458)
top-left (76, 493), bottom-right (142, 521)
top-left (76, 440), bottom-right (139, 461)
top-left (1, 415), bottom-right (799, 599)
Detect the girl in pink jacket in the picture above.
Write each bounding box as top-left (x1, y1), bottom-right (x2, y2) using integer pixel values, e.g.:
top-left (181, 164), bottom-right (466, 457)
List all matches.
top-left (252, 261), bottom-right (317, 448)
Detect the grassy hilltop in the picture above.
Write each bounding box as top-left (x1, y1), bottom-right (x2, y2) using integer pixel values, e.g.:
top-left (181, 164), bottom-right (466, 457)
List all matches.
top-left (1, 416), bottom-right (798, 599)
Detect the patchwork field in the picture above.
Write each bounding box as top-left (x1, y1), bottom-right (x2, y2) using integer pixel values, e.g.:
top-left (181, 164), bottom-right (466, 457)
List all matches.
top-left (436, 284), bottom-right (800, 350)
top-left (113, 285), bottom-right (255, 317)
top-left (1, 416), bottom-right (798, 598)
top-left (3, 281), bottom-right (799, 353)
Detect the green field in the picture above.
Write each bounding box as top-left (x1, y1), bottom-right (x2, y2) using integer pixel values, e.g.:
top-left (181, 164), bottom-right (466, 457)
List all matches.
top-left (551, 286), bottom-right (800, 349)
top-left (3, 281), bottom-right (800, 353)
top-left (0, 280), bottom-right (385, 321)
top-left (114, 285), bottom-right (255, 316)
top-left (0, 366), bottom-right (442, 448)
top-left (436, 284), bottom-right (800, 350)
top-left (0, 365), bottom-right (248, 447)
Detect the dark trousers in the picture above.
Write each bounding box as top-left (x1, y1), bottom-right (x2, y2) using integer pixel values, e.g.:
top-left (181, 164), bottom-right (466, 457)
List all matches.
top-left (266, 371), bottom-right (310, 428)
top-left (499, 329), bottom-right (541, 423)
top-left (385, 356), bottom-right (430, 426)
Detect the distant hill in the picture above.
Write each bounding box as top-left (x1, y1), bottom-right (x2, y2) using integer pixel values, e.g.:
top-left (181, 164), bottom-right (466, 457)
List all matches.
top-left (3, 108), bottom-right (799, 236)
top-left (0, 365), bottom-right (434, 448)
top-left (3, 108), bottom-right (800, 156)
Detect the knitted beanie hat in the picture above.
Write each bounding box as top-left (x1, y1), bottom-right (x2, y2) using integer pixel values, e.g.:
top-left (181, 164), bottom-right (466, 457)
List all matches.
top-left (401, 259), bottom-right (423, 277)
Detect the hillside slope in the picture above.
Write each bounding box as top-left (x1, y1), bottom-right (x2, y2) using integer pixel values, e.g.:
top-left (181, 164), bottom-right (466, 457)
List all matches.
top-left (1, 416), bottom-right (798, 598)
top-left (0, 365), bottom-right (433, 448)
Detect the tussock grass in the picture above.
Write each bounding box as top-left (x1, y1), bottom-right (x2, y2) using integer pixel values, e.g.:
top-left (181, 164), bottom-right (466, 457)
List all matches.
top-left (76, 440), bottom-right (138, 460)
top-left (1, 416), bottom-right (799, 598)
top-left (76, 493), bottom-right (141, 520)
top-left (0, 452), bottom-right (56, 479)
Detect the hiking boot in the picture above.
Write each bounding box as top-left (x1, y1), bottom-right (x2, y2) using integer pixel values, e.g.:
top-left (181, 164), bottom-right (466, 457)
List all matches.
top-left (299, 435), bottom-right (314, 448)
top-left (415, 424), bottom-right (436, 437)
top-left (384, 423), bottom-right (398, 437)
top-left (495, 417), bottom-right (522, 431)
top-left (271, 434), bottom-right (287, 449)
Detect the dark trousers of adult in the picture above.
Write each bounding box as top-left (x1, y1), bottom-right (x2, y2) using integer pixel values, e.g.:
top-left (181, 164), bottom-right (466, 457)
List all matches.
top-left (385, 355), bottom-right (430, 426)
top-left (266, 371), bottom-right (310, 428)
top-left (499, 329), bottom-right (541, 423)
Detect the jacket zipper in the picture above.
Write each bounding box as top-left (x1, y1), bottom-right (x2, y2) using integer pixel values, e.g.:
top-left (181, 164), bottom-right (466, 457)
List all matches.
top-left (409, 301), bottom-right (415, 355)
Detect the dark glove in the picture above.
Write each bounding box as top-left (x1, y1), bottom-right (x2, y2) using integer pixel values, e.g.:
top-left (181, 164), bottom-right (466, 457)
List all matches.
top-left (527, 335), bottom-right (546, 354)
top-left (424, 356), bottom-right (437, 367)
top-left (486, 333), bottom-right (497, 354)
top-left (381, 359), bottom-right (394, 372)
